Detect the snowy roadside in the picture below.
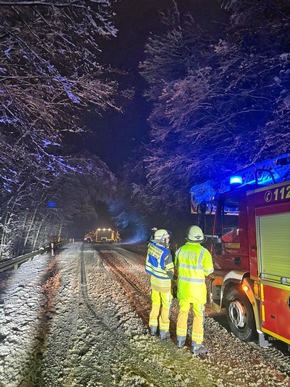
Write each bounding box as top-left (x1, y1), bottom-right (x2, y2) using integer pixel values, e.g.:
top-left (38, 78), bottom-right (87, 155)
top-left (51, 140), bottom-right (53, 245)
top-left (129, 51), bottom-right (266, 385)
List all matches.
top-left (0, 242), bottom-right (289, 387)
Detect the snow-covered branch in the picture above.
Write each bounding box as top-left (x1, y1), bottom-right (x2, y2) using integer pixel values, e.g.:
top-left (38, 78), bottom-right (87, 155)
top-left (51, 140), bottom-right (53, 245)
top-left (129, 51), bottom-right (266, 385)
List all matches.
top-left (138, 0), bottom-right (290, 215)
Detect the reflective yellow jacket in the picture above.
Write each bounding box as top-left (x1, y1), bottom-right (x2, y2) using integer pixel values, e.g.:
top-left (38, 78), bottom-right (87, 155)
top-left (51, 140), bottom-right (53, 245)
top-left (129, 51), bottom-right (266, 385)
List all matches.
top-left (175, 242), bottom-right (213, 303)
top-left (146, 242), bottom-right (174, 293)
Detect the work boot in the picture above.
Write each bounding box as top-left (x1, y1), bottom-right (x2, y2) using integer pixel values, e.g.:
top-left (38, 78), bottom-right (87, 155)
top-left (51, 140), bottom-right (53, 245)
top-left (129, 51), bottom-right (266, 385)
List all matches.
top-left (177, 339), bottom-right (185, 348)
top-left (159, 330), bottom-right (170, 340)
top-left (150, 326), bottom-right (157, 336)
top-left (191, 342), bottom-right (208, 355)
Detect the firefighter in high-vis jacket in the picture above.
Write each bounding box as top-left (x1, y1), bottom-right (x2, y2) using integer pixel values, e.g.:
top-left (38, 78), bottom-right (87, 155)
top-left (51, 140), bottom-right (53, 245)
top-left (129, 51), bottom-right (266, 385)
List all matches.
top-left (145, 229), bottom-right (174, 339)
top-left (175, 225), bottom-right (213, 355)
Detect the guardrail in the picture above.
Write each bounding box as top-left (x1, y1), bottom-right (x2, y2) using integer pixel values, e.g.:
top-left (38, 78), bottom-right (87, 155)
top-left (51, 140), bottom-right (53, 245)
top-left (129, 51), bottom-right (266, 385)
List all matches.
top-left (0, 242), bottom-right (62, 273)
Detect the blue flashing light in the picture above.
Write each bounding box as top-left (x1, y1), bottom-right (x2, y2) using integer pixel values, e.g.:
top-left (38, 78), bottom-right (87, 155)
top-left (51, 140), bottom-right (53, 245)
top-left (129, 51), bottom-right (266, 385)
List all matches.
top-left (230, 175), bottom-right (243, 185)
top-left (47, 201), bottom-right (57, 208)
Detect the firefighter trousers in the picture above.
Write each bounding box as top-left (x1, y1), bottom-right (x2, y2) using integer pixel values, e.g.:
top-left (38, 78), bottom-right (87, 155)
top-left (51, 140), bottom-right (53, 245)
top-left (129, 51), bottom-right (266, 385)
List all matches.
top-left (149, 289), bottom-right (172, 332)
top-left (176, 300), bottom-right (205, 345)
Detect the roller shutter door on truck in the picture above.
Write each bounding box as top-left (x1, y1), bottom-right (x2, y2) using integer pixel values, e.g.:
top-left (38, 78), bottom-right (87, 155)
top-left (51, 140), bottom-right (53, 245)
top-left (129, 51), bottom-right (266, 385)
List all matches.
top-left (256, 211), bottom-right (290, 344)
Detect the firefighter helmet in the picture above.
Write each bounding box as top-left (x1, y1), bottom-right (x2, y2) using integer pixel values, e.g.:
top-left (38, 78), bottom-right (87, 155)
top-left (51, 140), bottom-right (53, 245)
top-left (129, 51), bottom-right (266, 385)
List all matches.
top-left (186, 225), bottom-right (205, 243)
top-left (154, 229), bottom-right (170, 241)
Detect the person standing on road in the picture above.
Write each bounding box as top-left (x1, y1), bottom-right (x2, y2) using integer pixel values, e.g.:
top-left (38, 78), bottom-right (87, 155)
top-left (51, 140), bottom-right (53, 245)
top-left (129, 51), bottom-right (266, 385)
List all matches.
top-left (145, 229), bottom-right (174, 340)
top-left (175, 225), bottom-right (213, 355)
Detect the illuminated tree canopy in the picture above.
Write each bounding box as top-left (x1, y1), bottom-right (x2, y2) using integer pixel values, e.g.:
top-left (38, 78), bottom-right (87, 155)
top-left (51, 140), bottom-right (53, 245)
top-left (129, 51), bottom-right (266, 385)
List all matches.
top-left (0, 1), bottom-right (121, 256)
top-left (138, 0), bottom-right (290, 216)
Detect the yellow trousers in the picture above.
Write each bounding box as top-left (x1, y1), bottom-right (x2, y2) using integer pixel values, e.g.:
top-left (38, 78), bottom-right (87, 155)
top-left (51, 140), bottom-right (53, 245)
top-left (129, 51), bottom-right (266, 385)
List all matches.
top-left (176, 300), bottom-right (205, 344)
top-left (149, 289), bottom-right (172, 332)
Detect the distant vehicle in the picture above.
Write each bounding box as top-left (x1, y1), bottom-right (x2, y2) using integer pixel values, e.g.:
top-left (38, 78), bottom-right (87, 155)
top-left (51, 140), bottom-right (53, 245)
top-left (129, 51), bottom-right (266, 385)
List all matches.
top-left (190, 153), bottom-right (290, 347)
top-left (84, 228), bottom-right (120, 243)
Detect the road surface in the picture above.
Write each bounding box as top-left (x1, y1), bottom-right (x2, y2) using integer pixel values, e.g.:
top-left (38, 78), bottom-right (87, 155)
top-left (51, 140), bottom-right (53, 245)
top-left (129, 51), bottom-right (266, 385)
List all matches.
top-left (0, 242), bottom-right (289, 386)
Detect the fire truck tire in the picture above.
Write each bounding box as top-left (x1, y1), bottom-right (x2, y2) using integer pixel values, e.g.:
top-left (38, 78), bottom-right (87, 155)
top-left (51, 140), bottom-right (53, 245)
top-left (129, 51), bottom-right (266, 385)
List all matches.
top-left (225, 287), bottom-right (256, 342)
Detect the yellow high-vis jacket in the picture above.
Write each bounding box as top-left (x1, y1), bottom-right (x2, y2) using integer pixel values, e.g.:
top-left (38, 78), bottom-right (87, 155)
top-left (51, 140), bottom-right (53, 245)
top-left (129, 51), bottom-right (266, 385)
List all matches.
top-left (146, 242), bottom-right (174, 293)
top-left (175, 242), bottom-right (213, 303)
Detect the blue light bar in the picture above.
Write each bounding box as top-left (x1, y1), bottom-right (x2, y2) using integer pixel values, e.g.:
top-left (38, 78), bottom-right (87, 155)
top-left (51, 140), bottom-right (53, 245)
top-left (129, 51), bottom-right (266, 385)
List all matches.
top-left (230, 175), bottom-right (243, 185)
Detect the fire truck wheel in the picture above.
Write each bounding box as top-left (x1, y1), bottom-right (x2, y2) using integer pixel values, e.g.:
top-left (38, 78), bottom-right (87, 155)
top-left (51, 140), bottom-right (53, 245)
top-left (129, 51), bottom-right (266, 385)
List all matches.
top-left (225, 287), bottom-right (256, 342)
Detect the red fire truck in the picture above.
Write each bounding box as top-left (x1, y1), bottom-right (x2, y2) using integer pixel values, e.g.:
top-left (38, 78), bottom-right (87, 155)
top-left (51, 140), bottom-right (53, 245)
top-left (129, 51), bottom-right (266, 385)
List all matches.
top-left (84, 228), bottom-right (120, 243)
top-left (190, 154), bottom-right (290, 347)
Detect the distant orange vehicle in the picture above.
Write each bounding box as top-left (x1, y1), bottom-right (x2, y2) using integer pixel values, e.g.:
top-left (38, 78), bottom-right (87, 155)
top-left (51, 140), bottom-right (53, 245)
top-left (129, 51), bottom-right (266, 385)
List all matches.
top-left (84, 228), bottom-right (120, 243)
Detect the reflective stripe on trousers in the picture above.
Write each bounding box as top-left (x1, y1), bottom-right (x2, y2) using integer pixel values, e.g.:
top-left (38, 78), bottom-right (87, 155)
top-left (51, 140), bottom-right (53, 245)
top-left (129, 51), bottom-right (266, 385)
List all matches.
top-left (149, 289), bottom-right (172, 332)
top-left (176, 301), bottom-right (205, 345)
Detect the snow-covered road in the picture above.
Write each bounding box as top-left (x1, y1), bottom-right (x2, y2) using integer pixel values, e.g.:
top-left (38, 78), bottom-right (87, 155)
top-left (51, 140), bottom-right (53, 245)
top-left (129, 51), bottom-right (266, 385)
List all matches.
top-left (0, 242), bottom-right (289, 387)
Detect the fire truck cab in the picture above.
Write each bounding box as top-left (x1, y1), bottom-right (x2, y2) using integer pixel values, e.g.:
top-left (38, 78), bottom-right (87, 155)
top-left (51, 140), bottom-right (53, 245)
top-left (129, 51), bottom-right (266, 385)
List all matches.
top-left (191, 154), bottom-right (290, 347)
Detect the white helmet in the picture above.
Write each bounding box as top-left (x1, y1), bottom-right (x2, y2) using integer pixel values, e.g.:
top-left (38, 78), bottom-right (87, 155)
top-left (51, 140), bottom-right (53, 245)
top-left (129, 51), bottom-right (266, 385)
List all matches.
top-left (154, 229), bottom-right (170, 242)
top-left (186, 225), bottom-right (205, 243)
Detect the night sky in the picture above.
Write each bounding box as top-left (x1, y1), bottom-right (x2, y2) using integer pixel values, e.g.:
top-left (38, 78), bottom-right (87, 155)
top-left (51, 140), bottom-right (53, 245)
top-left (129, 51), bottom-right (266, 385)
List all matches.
top-left (82, 0), bottom-right (169, 173)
